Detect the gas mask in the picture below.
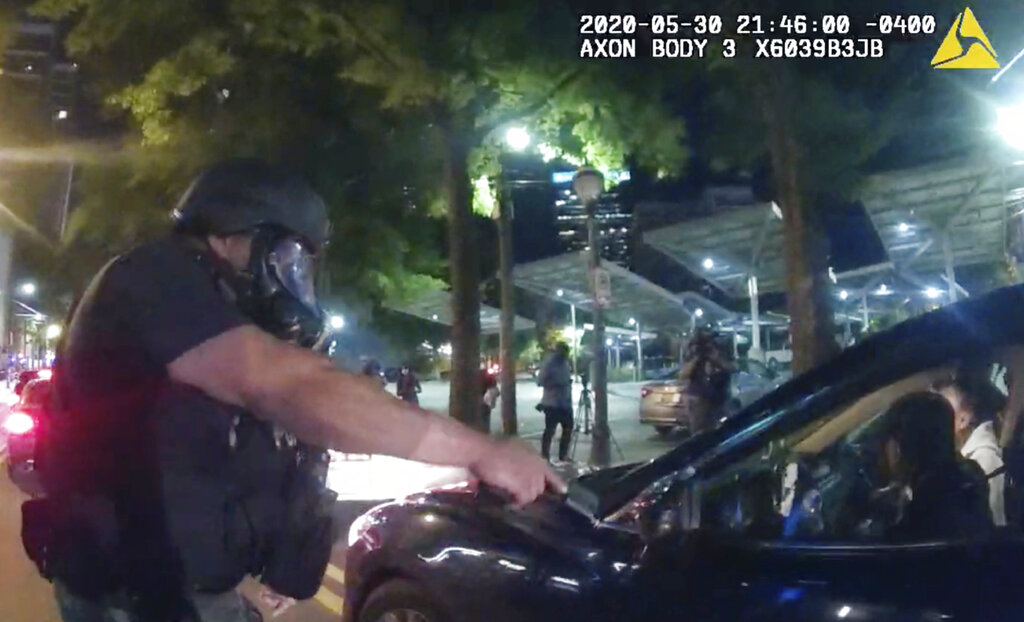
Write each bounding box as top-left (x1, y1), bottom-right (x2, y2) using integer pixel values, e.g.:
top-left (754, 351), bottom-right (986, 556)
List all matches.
top-left (235, 226), bottom-right (329, 350)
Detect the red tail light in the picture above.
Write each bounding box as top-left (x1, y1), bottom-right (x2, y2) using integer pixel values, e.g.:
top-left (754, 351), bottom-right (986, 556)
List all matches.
top-left (2, 411), bottom-right (34, 435)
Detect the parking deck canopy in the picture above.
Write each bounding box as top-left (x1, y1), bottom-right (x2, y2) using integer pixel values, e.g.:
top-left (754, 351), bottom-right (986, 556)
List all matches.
top-left (388, 288), bottom-right (535, 334)
top-left (513, 251), bottom-right (735, 330)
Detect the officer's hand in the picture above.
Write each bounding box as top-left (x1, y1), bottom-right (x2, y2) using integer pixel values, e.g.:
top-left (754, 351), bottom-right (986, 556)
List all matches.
top-left (469, 440), bottom-right (566, 505)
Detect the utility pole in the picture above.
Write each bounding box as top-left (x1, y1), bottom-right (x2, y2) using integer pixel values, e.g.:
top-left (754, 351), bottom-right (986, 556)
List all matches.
top-left (497, 182), bottom-right (517, 436)
top-left (575, 168), bottom-right (610, 466)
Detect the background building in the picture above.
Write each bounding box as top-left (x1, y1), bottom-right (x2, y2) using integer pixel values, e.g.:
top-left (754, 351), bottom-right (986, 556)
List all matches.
top-left (551, 169), bottom-right (632, 267)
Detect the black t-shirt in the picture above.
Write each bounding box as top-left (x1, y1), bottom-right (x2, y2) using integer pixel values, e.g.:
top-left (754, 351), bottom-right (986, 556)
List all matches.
top-left (52, 235), bottom-right (250, 492)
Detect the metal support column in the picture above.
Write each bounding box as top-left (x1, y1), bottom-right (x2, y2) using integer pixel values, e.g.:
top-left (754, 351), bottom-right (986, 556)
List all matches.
top-left (943, 231), bottom-right (958, 303)
top-left (861, 294), bottom-right (869, 328)
top-left (748, 275), bottom-right (762, 362)
top-left (497, 182), bottom-right (517, 436)
top-left (570, 303), bottom-right (577, 379)
top-left (635, 321), bottom-right (643, 381)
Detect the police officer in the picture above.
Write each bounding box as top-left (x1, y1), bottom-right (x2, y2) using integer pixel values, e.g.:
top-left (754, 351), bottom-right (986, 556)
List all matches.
top-left (37, 159), bottom-right (562, 621)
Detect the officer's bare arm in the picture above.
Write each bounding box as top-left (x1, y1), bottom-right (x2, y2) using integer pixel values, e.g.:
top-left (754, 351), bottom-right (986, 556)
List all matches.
top-left (167, 325), bottom-right (494, 467)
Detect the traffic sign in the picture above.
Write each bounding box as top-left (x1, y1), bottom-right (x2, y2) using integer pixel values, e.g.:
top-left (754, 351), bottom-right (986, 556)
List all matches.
top-left (591, 267), bottom-right (611, 307)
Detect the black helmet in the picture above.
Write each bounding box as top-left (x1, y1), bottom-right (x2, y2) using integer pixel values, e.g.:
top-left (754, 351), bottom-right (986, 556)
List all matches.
top-left (173, 158), bottom-right (330, 252)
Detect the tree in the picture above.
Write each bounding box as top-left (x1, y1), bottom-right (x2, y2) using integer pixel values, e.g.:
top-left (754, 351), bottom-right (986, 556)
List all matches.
top-left (28, 0), bottom-right (448, 310)
top-left (688, 1), bottom-right (931, 374)
top-left (275, 1), bottom-right (685, 431)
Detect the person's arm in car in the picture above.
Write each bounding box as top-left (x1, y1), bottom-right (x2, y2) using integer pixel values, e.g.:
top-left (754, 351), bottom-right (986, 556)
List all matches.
top-left (168, 325), bottom-right (564, 503)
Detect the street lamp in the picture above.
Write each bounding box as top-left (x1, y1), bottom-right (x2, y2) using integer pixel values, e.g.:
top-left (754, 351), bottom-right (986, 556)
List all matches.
top-left (573, 166), bottom-right (610, 465)
top-left (45, 324), bottom-right (62, 340)
top-left (924, 287), bottom-right (942, 299)
top-left (505, 127), bottom-right (531, 152)
top-left (329, 314), bottom-right (345, 330)
top-left (997, 104), bottom-right (1024, 150)
top-left (18, 282), bottom-right (36, 297)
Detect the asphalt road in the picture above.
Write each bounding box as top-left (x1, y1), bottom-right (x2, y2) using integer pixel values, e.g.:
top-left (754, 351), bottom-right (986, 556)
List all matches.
top-left (0, 379), bottom-right (681, 621)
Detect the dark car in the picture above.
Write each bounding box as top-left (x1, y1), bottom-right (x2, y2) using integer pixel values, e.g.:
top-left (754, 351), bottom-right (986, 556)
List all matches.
top-left (4, 377), bottom-right (52, 481)
top-left (343, 284), bottom-right (1024, 622)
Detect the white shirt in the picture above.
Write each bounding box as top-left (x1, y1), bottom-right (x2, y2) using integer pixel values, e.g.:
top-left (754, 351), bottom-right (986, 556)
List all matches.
top-left (961, 421), bottom-right (1006, 526)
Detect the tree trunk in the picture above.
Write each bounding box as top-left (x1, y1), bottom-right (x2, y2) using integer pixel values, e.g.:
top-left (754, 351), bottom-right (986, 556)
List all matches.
top-left (441, 119), bottom-right (483, 430)
top-left (760, 63), bottom-right (840, 374)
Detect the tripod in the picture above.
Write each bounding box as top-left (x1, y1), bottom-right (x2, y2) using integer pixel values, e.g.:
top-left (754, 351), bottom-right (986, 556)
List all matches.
top-left (569, 384), bottom-right (624, 462)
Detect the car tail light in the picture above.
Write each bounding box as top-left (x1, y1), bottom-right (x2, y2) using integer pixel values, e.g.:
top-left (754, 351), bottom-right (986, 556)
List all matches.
top-left (641, 387), bottom-right (652, 399)
top-left (2, 411), bottom-right (34, 435)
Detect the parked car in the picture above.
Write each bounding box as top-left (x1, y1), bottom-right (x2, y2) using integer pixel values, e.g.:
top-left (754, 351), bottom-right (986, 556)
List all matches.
top-left (638, 358), bottom-right (782, 436)
top-left (343, 284), bottom-right (1024, 622)
top-left (3, 377), bottom-right (52, 481)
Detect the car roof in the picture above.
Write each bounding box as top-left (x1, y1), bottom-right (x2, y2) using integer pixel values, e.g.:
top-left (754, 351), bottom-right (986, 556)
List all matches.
top-left (598, 283), bottom-right (1024, 516)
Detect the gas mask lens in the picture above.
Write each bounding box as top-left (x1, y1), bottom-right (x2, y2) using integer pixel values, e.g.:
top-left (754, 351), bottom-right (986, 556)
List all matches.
top-left (267, 238), bottom-right (319, 312)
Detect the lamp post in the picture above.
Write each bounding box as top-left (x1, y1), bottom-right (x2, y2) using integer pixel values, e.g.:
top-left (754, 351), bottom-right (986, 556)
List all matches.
top-left (573, 167), bottom-right (609, 466)
top-left (494, 127), bottom-right (531, 437)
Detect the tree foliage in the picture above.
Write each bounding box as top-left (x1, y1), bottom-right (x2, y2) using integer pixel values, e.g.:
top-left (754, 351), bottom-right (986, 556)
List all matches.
top-left (28, 0), bottom-right (448, 308)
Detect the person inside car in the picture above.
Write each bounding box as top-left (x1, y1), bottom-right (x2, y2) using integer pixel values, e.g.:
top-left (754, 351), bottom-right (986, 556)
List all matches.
top-left (865, 392), bottom-right (993, 541)
top-left (934, 375), bottom-right (1007, 526)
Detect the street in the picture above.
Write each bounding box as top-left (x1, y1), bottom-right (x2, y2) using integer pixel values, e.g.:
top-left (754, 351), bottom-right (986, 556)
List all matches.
top-left (0, 379), bottom-right (678, 621)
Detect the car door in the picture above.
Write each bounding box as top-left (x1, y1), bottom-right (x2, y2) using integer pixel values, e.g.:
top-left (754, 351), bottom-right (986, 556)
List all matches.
top-left (629, 370), bottom-right (1024, 620)
top-left (637, 530), bottom-right (1005, 622)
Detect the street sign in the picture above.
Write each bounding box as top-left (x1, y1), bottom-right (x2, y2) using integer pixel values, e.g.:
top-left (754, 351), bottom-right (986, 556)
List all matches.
top-left (591, 267), bottom-right (611, 306)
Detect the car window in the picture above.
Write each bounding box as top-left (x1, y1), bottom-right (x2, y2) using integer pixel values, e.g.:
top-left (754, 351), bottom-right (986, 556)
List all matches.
top-left (695, 356), bottom-right (1010, 546)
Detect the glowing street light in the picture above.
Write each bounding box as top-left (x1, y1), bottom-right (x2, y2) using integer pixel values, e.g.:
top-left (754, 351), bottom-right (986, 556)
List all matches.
top-left (628, 317), bottom-right (636, 326)
top-left (556, 289), bottom-right (564, 297)
top-left (898, 222), bottom-right (910, 233)
top-left (329, 315), bottom-right (345, 330)
top-left (46, 324), bottom-right (62, 340)
top-left (839, 289), bottom-right (849, 301)
top-left (702, 258), bottom-right (714, 270)
top-left (505, 127), bottom-right (531, 151)
top-left (997, 104), bottom-right (1024, 150)
top-left (18, 282), bottom-right (36, 297)
top-left (695, 308), bottom-right (704, 318)
top-left (924, 287), bottom-right (942, 299)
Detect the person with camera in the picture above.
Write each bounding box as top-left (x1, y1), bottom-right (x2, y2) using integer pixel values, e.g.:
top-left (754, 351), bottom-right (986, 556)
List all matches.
top-left (27, 160), bottom-right (563, 622)
top-left (679, 329), bottom-right (735, 422)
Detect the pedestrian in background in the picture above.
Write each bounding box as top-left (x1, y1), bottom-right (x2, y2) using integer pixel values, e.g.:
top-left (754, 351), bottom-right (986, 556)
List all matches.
top-left (481, 368), bottom-right (500, 433)
top-left (538, 342), bottom-right (573, 462)
top-left (396, 364), bottom-right (421, 405)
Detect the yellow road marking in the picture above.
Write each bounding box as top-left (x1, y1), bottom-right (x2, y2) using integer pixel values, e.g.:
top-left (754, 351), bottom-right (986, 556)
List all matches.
top-left (314, 586), bottom-right (345, 614)
top-left (324, 564), bottom-right (345, 585)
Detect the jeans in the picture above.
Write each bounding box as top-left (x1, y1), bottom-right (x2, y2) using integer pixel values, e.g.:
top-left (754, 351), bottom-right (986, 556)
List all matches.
top-left (55, 582), bottom-right (262, 622)
top-left (541, 407), bottom-right (573, 461)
